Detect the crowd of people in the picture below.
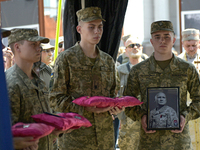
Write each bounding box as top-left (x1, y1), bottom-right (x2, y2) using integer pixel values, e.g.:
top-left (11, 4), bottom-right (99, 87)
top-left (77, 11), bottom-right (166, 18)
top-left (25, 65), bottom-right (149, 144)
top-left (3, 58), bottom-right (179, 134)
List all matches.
top-left (1, 6), bottom-right (200, 150)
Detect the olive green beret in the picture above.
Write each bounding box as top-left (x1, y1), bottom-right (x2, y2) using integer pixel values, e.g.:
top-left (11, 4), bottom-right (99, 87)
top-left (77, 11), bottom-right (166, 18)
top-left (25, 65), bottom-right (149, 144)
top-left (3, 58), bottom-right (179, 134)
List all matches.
top-left (1, 29), bottom-right (11, 38)
top-left (8, 28), bottom-right (49, 45)
top-left (151, 20), bottom-right (174, 34)
top-left (182, 28), bottom-right (199, 41)
top-left (76, 7), bottom-right (105, 22)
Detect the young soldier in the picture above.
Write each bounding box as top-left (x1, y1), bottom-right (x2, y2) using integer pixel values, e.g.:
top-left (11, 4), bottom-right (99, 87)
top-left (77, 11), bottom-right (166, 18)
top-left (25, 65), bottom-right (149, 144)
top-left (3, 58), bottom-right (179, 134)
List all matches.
top-left (6, 28), bottom-right (63, 150)
top-left (50, 7), bottom-right (124, 150)
top-left (123, 21), bottom-right (200, 150)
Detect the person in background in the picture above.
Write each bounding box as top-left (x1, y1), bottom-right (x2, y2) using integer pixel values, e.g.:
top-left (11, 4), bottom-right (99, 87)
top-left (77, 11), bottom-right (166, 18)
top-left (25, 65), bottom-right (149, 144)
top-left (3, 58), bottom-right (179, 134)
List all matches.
top-left (50, 7), bottom-right (124, 150)
top-left (122, 20), bottom-right (200, 150)
top-left (178, 28), bottom-right (200, 150)
top-left (58, 36), bottom-right (64, 55)
top-left (1, 29), bottom-right (14, 71)
top-left (117, 34), bottom-right (131, 64)
top-left (39, 43), bottom-right (54, 88)
top-left (117, 34), bottom-right (148, 64)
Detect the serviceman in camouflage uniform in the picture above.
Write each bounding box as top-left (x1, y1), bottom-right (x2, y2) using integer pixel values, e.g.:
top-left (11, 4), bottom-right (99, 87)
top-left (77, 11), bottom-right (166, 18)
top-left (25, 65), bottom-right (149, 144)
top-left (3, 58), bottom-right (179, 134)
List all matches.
top-left (50, 7), bottom-right (124, 150)
top-left (124, 20), bottom-right (200, 150)
top-left (6, 28), bottom-right (62, 150)
top-left (149, 92), bottom-right (179, 129)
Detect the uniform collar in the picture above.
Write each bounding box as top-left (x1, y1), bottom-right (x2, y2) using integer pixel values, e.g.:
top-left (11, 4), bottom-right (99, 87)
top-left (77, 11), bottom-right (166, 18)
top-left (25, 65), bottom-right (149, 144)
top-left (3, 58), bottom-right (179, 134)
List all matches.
top-left (149, 53), bottom-right (179, 73)
top-left (14, 64), bottom-right (46, 91)
top-left (74, 42), bottom-right (105, 67)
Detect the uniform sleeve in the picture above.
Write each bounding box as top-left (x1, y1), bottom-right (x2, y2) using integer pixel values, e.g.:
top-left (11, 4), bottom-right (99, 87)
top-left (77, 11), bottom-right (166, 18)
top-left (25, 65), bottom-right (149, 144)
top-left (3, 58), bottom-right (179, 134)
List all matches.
top-left (8, 85), bottom-right (21, 125)
top-left (124, 68), bottom-right (146, 121)
top-left (183, 65), bottom-right (200, 123)
top-left (49, 54), bottom-right (84, 113)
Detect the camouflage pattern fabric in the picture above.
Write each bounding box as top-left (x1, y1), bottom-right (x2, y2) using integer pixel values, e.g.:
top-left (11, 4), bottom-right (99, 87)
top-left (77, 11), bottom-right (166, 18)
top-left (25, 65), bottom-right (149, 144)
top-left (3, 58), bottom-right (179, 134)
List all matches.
top-left (76, 7), bottom-right (105, 22)
top-left (8, 28), bottom-right (49, 45)
top-left (6, 64), bottom-right (56, 150)
top-left (124, 54), bottom-right (200, 150)
top-left (151, 20), bottom-right (174, 34)
top-left (49, 42), bottom-right (116, 150)
top-left (149, 105), bottom-right (179, 128)
top-left (118, 113), bottom-right (140, 150)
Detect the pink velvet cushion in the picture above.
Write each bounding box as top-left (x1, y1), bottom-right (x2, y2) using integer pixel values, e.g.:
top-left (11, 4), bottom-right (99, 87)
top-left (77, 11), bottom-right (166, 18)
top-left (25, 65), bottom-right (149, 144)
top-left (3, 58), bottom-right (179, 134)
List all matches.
top-left (114, 96), bottom-right (143, 108)
top-left (12, 122), bottom-right (55, 140)
top-left (31, 112), bottom-right (92, 131)
top-left (72, 96), bottom-right (143, 108)
top-left (72, 96), bottom-right (115, 108)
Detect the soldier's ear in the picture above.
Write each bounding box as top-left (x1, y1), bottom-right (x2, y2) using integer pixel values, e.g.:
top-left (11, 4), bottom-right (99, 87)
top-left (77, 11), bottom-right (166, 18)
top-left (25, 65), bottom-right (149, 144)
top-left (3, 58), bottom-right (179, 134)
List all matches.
top-left (76, 25), bottom-right (81, 34)
top-left (14, 42), bottom-right (20, 53)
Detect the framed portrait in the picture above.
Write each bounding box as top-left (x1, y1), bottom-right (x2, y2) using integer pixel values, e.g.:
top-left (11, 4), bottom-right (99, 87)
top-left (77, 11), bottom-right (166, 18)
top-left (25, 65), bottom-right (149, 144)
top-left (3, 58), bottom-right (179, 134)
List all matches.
top-left (147, 87), bottom-right (180, 130)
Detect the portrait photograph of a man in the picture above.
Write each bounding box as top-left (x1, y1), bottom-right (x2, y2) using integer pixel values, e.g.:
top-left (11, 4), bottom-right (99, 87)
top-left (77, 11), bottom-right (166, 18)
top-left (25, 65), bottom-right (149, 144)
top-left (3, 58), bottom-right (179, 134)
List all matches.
top-left (147, 87), bottom-right (180, 130)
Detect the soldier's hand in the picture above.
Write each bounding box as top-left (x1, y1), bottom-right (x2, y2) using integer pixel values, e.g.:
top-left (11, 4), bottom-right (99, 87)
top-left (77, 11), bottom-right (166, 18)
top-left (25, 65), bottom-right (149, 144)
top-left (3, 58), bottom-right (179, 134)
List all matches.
top-left (171, 115), bottom-right (185, 133)
top-left (109, 106), bottom-right (125, 115)
top-left (85, 106), bottom-right (112, 113)
top-left (23, 143), bottom-right (38, 150)
top-left (141, 115), bottom-right (156, 133)
top-left (13, 137), bottom-right (39, 150)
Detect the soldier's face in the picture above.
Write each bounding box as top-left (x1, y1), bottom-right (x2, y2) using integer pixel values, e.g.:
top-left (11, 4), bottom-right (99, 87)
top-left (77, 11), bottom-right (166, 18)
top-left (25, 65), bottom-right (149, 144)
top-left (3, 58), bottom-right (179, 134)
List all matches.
top-left (18, 41), bottom-right (41, 63)
top-left (150, 31), bottom-right (176, 56)
top-left (77, 19), bottom-right (103, 45)
top-left (182, 40), bottom-right (199, 57)
top-left (156, 92), bottom-right (167, 105)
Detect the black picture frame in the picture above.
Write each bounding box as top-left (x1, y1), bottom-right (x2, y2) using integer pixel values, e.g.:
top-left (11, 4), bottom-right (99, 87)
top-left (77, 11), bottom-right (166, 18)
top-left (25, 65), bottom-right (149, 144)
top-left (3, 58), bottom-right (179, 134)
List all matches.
top-left (147, 87), bottom-right (180, 130)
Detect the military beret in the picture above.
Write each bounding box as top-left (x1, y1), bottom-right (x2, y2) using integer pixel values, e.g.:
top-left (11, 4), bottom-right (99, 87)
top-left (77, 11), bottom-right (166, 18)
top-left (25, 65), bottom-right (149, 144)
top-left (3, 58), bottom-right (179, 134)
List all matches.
top-left (1, 29), bottom-right (11, 38)
top-left (122, 34), bottom-right (132, 43)
top-left (76, 7), bottom-right (105, 22)
top-left (182, 28), bottom-right (199, 41)
top-left (8, 28), bottom-right (49, 45)
top-left (151, 20), bottom-right (174, 34)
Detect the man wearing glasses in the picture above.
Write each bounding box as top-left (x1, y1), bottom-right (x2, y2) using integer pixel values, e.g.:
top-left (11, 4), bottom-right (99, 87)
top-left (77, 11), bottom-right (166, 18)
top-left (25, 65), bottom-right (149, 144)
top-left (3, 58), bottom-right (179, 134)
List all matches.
top-left (116, 37), bottom-right (147, 150)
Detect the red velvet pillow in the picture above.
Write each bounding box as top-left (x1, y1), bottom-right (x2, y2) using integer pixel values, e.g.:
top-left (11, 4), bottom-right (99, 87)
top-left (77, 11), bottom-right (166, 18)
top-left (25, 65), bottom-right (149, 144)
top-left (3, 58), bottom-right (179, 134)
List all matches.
top-left (31, 112), bottom-right (92, 131)
top-left (12, 122), bottom-right (55, 140)
top-left (114, 96), bottom-right (143, 108)
top-left (72, 96), bottom-right (115, 108)
top-left (72, 96), bottom-right (143, 108)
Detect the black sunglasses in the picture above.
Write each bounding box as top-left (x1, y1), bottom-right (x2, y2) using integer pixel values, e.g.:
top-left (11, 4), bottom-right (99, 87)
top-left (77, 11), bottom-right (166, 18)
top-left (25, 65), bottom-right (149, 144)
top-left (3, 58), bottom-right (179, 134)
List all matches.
top-left (126, 43), bottom-right (141, 48)
top-left (42, 49), bottom-right (54, 53)
top-left (59, 43), bottom-right (63, 48)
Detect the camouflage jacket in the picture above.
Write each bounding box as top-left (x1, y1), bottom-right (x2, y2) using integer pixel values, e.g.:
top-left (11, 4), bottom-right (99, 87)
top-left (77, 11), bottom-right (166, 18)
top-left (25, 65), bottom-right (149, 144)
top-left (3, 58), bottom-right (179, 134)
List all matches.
top-left (6, 64), bottom-right (55, 150)
top-left (124, 54), bottom-right (200, 150)
top-left (149, 105), bottom-right (179, 128)
top-left (50, 42), bottom-right (116, 150)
